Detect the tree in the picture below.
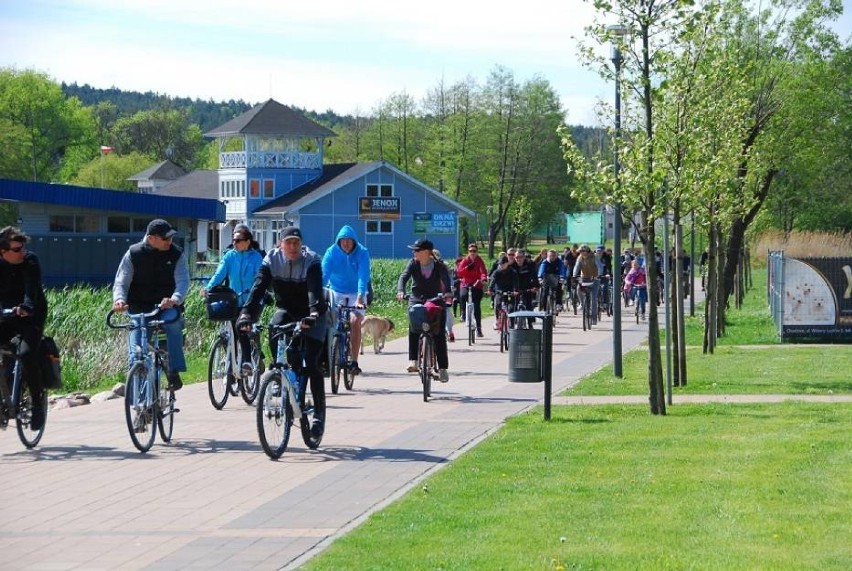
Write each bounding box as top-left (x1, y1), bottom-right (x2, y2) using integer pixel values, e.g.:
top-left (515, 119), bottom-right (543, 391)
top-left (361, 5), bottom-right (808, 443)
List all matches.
top-left (110, 108), bottom-right (205, 169)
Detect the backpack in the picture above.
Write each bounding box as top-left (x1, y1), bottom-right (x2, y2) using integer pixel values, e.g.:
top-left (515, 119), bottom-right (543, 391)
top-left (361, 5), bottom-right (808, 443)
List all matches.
top-left (39, 336), bottom-right (62, 390)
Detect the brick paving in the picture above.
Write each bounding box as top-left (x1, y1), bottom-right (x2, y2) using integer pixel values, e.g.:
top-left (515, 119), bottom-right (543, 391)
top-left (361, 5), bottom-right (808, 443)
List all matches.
top-left (2, 292), bottom-right (844, 570)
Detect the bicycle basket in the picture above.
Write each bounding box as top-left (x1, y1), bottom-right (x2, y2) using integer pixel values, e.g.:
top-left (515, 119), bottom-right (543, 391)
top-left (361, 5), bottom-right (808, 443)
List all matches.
top-left (205, 286), bottom-right (239, 321)
top-left (542, 273), bottom-right (560, 288)
top-left (408, 303), bottom-right (442, 334)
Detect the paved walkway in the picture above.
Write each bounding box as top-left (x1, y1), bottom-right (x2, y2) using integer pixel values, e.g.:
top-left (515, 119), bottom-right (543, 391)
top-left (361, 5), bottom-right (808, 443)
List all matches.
top-left (1, 295), bottom-right (842, 570)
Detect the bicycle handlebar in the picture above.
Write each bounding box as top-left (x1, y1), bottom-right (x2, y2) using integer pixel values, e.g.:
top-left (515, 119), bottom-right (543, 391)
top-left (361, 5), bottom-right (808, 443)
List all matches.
top-left (106, 307), bottom-right (181, 330)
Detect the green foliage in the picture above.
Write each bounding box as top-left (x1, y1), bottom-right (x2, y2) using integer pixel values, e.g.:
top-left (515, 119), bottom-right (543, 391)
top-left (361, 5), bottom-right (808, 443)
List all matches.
top-left (71, 151), bottom-right (154, 190)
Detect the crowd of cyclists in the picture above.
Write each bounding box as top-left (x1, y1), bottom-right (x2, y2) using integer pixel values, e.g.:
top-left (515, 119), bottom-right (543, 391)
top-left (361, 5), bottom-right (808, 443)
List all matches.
top-left (3, 215), bottom-right (696, 452)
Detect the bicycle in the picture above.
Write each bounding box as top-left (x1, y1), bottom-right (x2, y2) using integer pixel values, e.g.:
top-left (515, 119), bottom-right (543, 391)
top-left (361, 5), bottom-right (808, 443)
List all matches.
top-left (464, 283), bottom-right (477, 345)
top-left (540, 273), bottom-right (561, 318)
top-left (578, 278), bottom-right (597, 331)
top-left (329, 299), bottom-right (360, 394)
top-left (255, 317), bottom-right (324, 459)
top-left (410, 297), bottom-right (445, 402)
top-left (106, 308), bottom-right (180, 453)
top-left (0, 309), bottom-right (47, 449)
top-left (494, 291), bottom-right (517, 353)
top-left (632, 284), bottom-right (648, 322)
top-left (207, 319), bottom-right (264, 409)
top-left (598, 276), bottom-right (612, 319)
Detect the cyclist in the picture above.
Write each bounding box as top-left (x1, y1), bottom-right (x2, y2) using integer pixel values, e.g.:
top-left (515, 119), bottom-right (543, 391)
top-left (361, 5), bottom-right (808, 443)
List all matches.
top-left (321, 225), bottom-right (370, 375)
top-left (537, 249), bottom-right (566, 311)
top-left (396, 238), bottom-right (452, 382)
top-left (595, 245), bottom-right (613, 313)
top-left (238, 226), bottom-right (328, 436)
top-left (512, 249), bottom-right (538, 327)
top-left (456, 243), bottom-right (488, 337)
top-left (623, 259), bottom-right (648, 319)
top-left (202, 224), bottom-right (264, 377)
top-left (491, 255), bottom-right (517, 326)
top-left (112, 219), bottom-right (189, 390)
top-left (573, 245), bottom-right (599, 324)
top-left (0, 226), bottom-right (48, 430)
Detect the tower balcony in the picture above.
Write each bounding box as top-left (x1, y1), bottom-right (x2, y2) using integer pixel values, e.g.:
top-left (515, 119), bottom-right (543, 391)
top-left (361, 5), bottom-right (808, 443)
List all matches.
top-left (219, 150), bottom-right (322, 170)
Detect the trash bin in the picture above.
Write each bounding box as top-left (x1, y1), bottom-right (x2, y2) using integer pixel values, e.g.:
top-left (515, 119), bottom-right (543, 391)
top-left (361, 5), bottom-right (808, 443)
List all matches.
top-left (508, 327), bottom-right (541, 383)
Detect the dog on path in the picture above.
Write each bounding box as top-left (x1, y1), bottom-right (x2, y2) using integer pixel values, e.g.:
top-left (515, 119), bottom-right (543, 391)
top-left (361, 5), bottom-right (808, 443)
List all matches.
top-left (360, 315), bottom-right (395, 355)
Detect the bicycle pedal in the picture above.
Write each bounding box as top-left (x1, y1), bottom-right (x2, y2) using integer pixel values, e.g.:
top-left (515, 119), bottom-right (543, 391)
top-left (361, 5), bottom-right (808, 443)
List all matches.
top-left (172, 407), bottom-right (181, 413)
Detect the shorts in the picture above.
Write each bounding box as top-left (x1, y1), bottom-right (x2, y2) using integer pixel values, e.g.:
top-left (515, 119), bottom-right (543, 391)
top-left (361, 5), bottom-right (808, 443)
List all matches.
top-left (328, 290), bottom-right (366, 318)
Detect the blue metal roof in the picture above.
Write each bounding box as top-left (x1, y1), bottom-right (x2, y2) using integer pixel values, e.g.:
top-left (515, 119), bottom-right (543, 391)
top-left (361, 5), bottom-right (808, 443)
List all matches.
top-left (0, 179), bottom-right (225, 221)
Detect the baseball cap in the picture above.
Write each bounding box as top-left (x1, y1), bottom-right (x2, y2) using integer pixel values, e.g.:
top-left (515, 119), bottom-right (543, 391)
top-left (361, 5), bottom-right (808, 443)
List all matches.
top-left (596, 244), bottom-right (605, 251)
top-left (146, 219), bottom-right (177, 239)
top-left (279, 226), bottom-right (302, 241)
top-left (408, 238), bottom-right (434, 252)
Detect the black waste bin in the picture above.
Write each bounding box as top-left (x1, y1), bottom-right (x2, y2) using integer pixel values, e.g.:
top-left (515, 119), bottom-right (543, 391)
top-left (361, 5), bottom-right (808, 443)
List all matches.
top-left (508, 327), bottom-right (541, 383)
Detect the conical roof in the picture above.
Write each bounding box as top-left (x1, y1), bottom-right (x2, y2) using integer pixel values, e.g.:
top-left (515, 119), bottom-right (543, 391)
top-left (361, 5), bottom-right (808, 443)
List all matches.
top-left (204, 99), bottom-right (336, 138)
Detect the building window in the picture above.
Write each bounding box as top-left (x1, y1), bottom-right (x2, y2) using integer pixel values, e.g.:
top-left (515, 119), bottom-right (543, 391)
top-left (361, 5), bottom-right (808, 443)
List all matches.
top-left (50, 216), bottom-right (75, 233)
top-left (264, 179), bottom-right (274, 198)
top-left (366, 220), bottom-right (392, 234)
top-left (250, 179), bottom-right (260, 198)
top-left (107, 217), bottom-right (130, 233)
top-left (366, 184), bottom-right (393, 197)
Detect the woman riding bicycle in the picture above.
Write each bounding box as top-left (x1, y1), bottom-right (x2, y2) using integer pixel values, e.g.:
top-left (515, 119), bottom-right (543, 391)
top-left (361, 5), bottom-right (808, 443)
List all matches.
top-left (397, 239), bottom-right (452, 383)
top-left (623, 260), bottom-right (648, 319)
top-left (0, 226), bottom-right (48, 430)
top-left (203, 224), bottom-right (264, 376)
top-left (456, 243), bottom-right (488, 338)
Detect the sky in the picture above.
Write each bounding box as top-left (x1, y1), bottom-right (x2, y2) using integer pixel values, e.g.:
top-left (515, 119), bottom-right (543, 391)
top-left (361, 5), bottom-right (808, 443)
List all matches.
top-left (1, 0), bottom-right (850, 128)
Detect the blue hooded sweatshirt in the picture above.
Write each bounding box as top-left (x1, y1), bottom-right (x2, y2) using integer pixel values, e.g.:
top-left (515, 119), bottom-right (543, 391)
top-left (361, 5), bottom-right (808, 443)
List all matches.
top-left (321, 225), bottom-right (371, 298)
top-left (206, 247), bottom-right (263, 306)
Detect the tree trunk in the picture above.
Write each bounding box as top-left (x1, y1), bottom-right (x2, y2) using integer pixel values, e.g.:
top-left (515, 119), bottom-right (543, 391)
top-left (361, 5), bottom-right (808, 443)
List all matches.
top-left (675, 223), bottom-right (687, 387)
top-left (641, 214), bottom-right (666, 415)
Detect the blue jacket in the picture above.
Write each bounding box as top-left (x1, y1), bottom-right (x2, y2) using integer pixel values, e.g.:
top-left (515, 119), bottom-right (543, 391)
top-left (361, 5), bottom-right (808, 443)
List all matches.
top-left (206, 247), bottom-right (264, 306)
top-left (321, 225), bottom-right (371, 299)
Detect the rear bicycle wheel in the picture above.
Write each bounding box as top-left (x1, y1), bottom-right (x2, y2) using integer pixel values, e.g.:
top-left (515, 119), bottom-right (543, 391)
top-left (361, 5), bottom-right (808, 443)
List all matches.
top-left (240, 335), bottom-right (263, 405)
top-left (125, 363), bottom-right (156, 453)
top-left (14, 363), bottom-right (46, 449)
top-left (207, 337), bottom-right (231, 410)
top-left (330, 336), bottom-right (347, 394)
top-left (257, 371), bottom-right (293, 460)
top-left (419, 336), bottom-right (432, 402)
top-left (157, 364), bottom-right (175, 443)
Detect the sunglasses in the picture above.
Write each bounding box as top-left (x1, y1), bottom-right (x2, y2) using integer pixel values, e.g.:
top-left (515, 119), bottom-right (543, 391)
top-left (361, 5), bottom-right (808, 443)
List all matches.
top-left (468, 249), bottom-right (477, 253)
top-left (233, 238), bottom-right (248, 243)
top-left (6, 246), bottom-right (24, 253)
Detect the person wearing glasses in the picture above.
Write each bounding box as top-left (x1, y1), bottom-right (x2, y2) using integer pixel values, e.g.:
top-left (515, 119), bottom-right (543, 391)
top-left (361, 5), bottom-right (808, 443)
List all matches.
top-left (203, 224), bottom-right (264, 376)
top-left (112, 219), bottom-right (189, 390)
top-left (456, 243), bottom-right (488, 337)
top-left (0, 226), bottom-right (48, 429)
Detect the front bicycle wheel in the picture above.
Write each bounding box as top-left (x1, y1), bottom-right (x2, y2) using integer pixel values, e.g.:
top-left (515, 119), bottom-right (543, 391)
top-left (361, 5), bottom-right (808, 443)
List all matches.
top-left (419, 336), bottom-right (432, 402)
top-left (125, 363), bottom-right (156, 453)
top-left (157, 365), bottom-right (175, 443)
top-left (15, 363), bottom-right (46, 449)
top-left (467, 303), bottom-right (475, 345)
top-left (240, 335), bottom-right (263, 405)
top-left (256, 371), bottom-right (293, 460)
top-left (329, 336), bottom-right (346, 394)
top-left (207, 337), bottom-right (231, 410)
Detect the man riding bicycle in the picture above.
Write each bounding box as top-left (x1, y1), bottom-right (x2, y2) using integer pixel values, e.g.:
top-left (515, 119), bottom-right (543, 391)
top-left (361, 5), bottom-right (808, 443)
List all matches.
top-left (321, 225), bottom-right (371, 375)
top-left (537, 249), bottom-right (567, 311)
top-left (0, 226), bottom-right (48, 430)
top-left (238, 226), bottom-right (328, 436)
top-left (397, 239), bottom-right (452, 383)
top-left (112, 219), bottom-right (189, 391)
top-left (573, 245), bottom-right (600, 324)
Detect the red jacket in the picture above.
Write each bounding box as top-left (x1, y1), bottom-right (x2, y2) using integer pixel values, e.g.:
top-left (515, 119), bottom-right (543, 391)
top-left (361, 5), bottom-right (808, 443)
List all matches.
top-left (456, 255), bottom-right (488, 289)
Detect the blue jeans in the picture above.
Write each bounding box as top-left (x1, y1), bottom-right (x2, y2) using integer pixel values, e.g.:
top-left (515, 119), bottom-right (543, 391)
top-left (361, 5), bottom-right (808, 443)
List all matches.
top-left (128, 308), bottom-right (186, 373)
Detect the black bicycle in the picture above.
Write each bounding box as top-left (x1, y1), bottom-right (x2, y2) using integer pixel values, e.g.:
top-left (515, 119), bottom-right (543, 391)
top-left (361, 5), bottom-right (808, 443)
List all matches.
top-left (107, 308), bottom-right (180, 453)
top-left (0, 309), bottom-right (47, 448)
top-left (329, 299), bottom-right (360, 394)
top-left (255, 318), bottom-right (324, 459)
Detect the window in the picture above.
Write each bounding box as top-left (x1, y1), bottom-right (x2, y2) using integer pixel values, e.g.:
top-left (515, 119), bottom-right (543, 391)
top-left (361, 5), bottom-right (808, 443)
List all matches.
top-left (366, 184), bottom-right (393, 197)
top-left (107, 217), bottom-right (130, 233)
top-left (250, 179), bottom-right (260, 198)
top-left (50, 216), bottom-right (74, 233)
top-left (264, 179), bottom-right (274, 198)
top-left (49, 215), bottom-right (99, 233)
top-left (366, 220), bottom-right (393, 234)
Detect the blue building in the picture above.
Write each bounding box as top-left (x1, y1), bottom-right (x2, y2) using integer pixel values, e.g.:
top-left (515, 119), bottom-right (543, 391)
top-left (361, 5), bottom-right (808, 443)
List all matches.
top-left (202, 99), bottom-right (475, 257)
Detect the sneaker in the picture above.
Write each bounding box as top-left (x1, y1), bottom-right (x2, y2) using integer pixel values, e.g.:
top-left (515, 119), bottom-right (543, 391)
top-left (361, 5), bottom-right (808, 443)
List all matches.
top-left (349, 361), bottom-right (362, 375)
top-left (476, 329), bottom-right (484, 338)
top-left (240, 363), bottom-right (254, 378)
top-left (448, 332), bottom-right (455, 342)
top-left (310, 412), bottom-right (325, 438)
top-left (29, 404), bottom-right (45, 431)
top-left (167, 372), bottom-right (183, 391)
top-left (438, 369), bottom-right (449, 383)
top-left (406, 360), bottom-right (419, 373)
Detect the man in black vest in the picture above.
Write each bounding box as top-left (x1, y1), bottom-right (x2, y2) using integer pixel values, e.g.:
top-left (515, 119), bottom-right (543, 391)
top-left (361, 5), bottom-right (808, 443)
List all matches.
top-left (112, 219), bottom-right (189, 390)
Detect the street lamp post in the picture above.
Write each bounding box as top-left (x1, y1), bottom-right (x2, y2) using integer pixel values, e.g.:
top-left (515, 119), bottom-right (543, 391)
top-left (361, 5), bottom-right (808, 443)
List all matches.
top-left (608, 24), bottom-right (628, 378)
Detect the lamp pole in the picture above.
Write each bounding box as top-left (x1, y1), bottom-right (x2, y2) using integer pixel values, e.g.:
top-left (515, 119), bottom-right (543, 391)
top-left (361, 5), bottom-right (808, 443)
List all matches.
top-left (608, 24), bottom-right (627, 377)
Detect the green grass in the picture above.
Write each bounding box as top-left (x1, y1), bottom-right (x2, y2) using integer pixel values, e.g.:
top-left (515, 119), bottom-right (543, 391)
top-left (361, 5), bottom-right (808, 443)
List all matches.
top-left (305, 403), bottom-right (852, 570)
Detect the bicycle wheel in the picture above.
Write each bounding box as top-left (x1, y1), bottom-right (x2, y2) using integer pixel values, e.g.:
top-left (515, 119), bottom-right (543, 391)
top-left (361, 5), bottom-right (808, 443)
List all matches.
top-left (256, 371), bottom-right (293, 460)
top-left (342, 340), bottom-right (356, 392)
top-left (157, 365), bottom-right (175, 443)
top-left (467, 303), bottom-right (475, 345)
top-left (207, 337), bottom-right (231, 410)
top-left (497, 309), bottom-right (508, 353)
top-left (240, 335), bottom-right (263, 405)
top-left (299, 378), bottom-right (324, 450)
top-left (329, 336), bottom-right (346, 394)
top-left (419, 336), bottom-right (432, 402)
top-left (125, 363), bottom-right (156, 453)
top-left (14, 363), bottom-right (46, 449)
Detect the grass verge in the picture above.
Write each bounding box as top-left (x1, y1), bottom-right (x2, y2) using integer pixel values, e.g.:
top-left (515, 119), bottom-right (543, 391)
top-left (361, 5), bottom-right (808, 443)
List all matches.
top-left (305, 403), bottom-right (852, 571)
